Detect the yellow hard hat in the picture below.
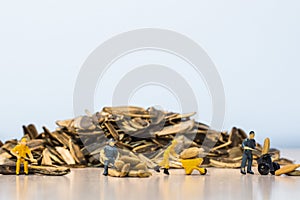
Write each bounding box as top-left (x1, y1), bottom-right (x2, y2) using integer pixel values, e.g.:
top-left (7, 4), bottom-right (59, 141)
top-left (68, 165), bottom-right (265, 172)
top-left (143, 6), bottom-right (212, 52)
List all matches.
top-left (21, 137), bottom-right (27, 142)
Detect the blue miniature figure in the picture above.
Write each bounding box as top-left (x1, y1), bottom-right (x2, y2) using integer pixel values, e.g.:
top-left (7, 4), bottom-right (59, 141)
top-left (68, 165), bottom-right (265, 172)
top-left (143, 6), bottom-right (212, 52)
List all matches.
top-left (101, 139), bottom-right (118, 176)
top-left (240, 131), bottom-right (256, 175)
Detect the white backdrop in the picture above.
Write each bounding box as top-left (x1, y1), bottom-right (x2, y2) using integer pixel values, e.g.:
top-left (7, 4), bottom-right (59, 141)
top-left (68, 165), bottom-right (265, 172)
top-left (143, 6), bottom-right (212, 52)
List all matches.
top-left (0, 0), bottom-right (299, 148)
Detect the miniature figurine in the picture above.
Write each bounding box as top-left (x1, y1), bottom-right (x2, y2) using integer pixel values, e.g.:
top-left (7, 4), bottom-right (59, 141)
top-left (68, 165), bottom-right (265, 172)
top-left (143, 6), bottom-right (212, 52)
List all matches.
top-left (10, 137), bottom-right (37, 175)
top-left (154, 139), bottom-right (178, 175)
top-left (101, 139), bottom-right (118, 176)
top-left (240, 131), bottom-right (256, 175)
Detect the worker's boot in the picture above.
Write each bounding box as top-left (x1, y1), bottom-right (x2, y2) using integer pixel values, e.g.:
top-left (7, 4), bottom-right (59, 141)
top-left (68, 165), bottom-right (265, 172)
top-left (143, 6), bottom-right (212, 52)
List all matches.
top-left (240, 168), bottom-right (246, 175)
top-left (247, 170), bottom-right (254, 175)
top-left (247, 163), bottom-right (254, 174)
top-left (163, 168), bottom-right (169, 175)
top-left (103, 165), bottom-right (108, 176)
top-left (154, 165), bottom-right (160, 173)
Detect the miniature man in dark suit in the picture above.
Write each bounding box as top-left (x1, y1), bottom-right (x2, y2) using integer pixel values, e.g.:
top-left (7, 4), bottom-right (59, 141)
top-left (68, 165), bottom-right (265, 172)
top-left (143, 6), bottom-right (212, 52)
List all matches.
top-left (241, 131), bottom-right (256, 175)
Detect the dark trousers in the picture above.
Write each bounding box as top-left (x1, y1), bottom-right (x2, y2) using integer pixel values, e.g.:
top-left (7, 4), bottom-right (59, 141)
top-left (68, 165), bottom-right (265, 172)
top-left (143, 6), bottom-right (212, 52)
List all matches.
top-left (241, 150), bottom-right (253, 172)
top-left (103, 159), bottom-right (115, 175)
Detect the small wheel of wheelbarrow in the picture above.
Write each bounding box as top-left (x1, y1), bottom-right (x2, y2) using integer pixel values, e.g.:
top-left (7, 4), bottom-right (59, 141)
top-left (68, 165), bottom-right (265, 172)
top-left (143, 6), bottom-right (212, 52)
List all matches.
top-left (258, 163), bottom-right (270, 175)
top-left (200, 168), bottom-right (207, 175)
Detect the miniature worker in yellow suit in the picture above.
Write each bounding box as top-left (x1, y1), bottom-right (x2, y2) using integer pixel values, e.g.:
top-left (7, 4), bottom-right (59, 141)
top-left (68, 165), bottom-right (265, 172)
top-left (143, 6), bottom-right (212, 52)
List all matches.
top-left (10, 137), bottom-right (36, 175)
top-left (154, 139), bottom-right (178, 175)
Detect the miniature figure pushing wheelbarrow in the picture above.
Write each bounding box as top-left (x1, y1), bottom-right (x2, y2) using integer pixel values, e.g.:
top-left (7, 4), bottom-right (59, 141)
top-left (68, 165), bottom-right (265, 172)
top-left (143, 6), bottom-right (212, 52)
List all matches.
top-left (154, 142), bottom-right (207, 176)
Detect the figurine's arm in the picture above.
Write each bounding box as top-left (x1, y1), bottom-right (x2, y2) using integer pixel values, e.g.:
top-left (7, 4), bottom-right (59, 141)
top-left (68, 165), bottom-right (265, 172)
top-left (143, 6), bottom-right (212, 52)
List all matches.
top-left (26, 147), bottom-right (37, 163)
top-left (26, 147), bottom-right (33, 160)
top-left (170, 147), bottom-right (178, 158)
top-left (113, 149), bottom-right (118, 160)
top-left (241, 139), bottom-right (247, 149)
top-left (10, 146), bottom-right (20, 159)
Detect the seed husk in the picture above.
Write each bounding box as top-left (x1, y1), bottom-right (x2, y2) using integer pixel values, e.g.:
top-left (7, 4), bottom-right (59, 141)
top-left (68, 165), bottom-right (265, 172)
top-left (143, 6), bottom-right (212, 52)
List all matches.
top-left (262, 138), bottom-right (270, 155)
top-left (114, 160), bottom-right (125, 171)
top-left (120, 156), bottom-right (141, 166)
top-left (275, 164), bottom-right (300, 176)
top-left (138, 154), bottom-right (157, 168)
top-left (56, 147), bottom-right (76, 165)
top-left (41, 149), bottom-right (52, 166)
top-left (286, 170), bottom-right (300, 176)
top-left (0, 164), bottom-right (70, 176)
top-left (180, 147), bottom-right (201, 159)
top-left (155, 120), bottom-right (194, 136)
top-left (69, 139), bottom-right (86, 165)
top-left (210, 159), bottom-right (241, 168)
top-left (104, 122), bottom-right (119, 141)
top-left (120, 163), bottom-right (130, 177)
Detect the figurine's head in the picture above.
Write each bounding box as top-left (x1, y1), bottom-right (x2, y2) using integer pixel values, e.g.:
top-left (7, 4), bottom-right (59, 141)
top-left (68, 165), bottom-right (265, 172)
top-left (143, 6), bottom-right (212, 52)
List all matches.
top-left (108, 138), bottom-right (116, 146)
top-left (20, 137), bottom-right (27, 146)
top-left (171, 139), bottom-right (178, 146)
top-left (249, 131), bottom-right (255, 139)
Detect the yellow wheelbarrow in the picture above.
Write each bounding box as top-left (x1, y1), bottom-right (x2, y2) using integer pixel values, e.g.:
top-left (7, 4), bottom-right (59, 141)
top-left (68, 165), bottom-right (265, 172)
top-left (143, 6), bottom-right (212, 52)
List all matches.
top-left (180, 158), bottom-right (207, 175)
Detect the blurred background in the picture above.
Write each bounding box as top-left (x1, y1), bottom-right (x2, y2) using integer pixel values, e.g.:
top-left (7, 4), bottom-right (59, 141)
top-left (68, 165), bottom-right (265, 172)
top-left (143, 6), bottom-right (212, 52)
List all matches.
top-left (0, 0), bottom-right (299, 148)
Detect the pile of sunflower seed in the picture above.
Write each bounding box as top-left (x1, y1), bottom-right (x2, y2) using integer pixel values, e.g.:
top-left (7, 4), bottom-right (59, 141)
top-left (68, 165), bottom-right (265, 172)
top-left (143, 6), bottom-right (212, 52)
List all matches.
top-left (0, 106), bottom-right (293, 175)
